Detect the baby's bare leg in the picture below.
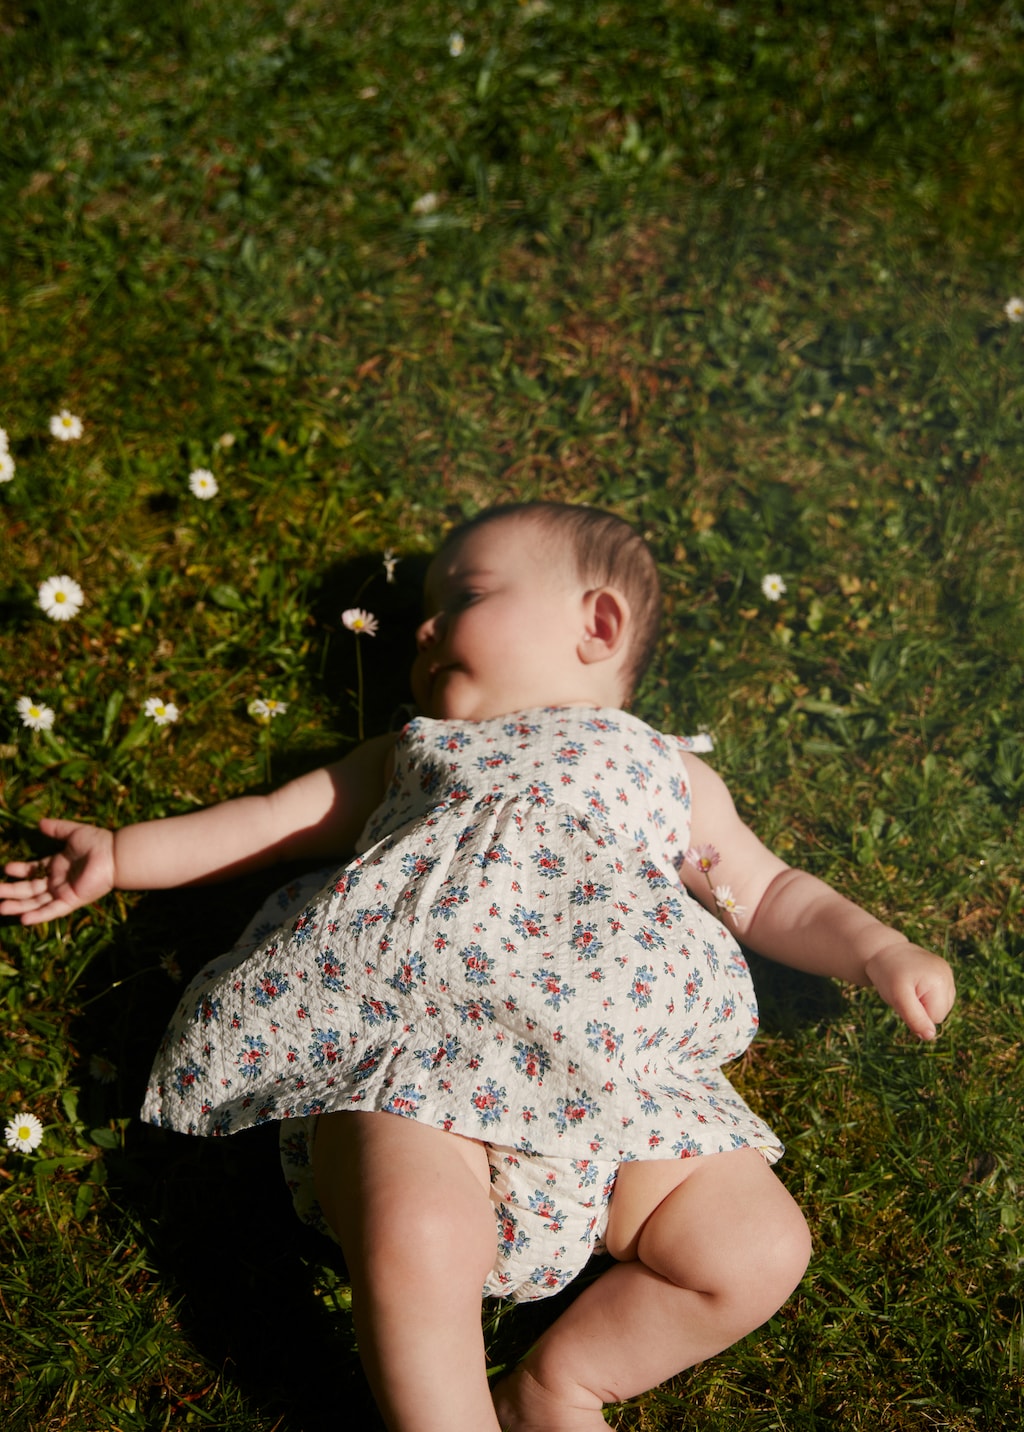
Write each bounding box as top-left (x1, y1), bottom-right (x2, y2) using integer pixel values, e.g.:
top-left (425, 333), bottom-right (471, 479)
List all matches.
top-left (494, 1149), bottom-right (811, 1431)
top-left (314, 1111), bottom-right (502, 1432)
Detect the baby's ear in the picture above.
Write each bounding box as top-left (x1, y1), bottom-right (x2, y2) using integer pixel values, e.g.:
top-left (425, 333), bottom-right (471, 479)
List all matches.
top-left (578, 588), bottom-right (630, 665)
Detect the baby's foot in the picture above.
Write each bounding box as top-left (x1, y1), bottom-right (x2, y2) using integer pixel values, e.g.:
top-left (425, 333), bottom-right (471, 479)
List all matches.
top-left (492, 1365), bottom-right (608, 1431)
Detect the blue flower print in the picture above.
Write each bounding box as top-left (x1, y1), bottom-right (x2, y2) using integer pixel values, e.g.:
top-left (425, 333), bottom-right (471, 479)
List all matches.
top-left (332, 868), bottom-right (364, 897)
top-left (511, 906), bottom-right (547, 940)
top-left (682, 969), bottom-right (704, 1012)
top-left (511, 1040), bottom-right (551, 1080)
top-left (251, 970), bottom-right (290, 1007)
top-left (291, 907), bottom-right (318, 943)
top-left (387, 951), bottom-right (427, 994)
top-left (194, 993), bottom-right (221, 1026)
top-left (418, 760), bottom-right (445, 794)
top-left (430, 884), bottom-right (469, 920)
top-left (532, 970), bottom-right (575, 1011)
top-left (352, 1044), bottom-right (387, 1082)
top-left (548, 1092), bottom-right (599, 1135)
top-left (582, 787), bottom-right (609, 818)
top-left (455, 997), bottom-right (497, 1028)
top-left (400, 852), bottom-right (439, 878)
top-left (637, 1087), bottom-right (662, 1115)
top-left (349, 903), bottom-right (394, 935)
top-left (629, 965), bottom-right (656, 1009)
top-left (308, 1027), bottom-right (343, 1068)
top-left (531, 846), bottom-right (566, 879)
top-left (571, 921), bottom-right (602, 958)
top-left (645, 895), bottom-right (686, 928)
top-left (626, 760), bottom-right (653, 791)
top-left (572, 1158), bottom-right (599, 1187)
top-left (638, 859), bottom-right (670, 889)
top-left (471, 1078), bottom-right (509, 1127)
top-left (712, 994), bottom-right (737, 1024)
top-left (472, 842), bottom-right (513, 869)
top-left (461, 942), bottom-right (495, 985)
top-left (570, 879), bottom-right (610, 906)
top-left (236, 1035), bottom-right (270, 1079)
top-left (585, 1021), bottom-right (623, 1060)
top-left (436, 729), bottom-right (471, 752)
top-left (172, 1061), bottom-right (206, 1098)
top-left (580, 715), bottom-right (620, 733)
top-left (553, 741), bottom-right (583, 765)
top-left (522, 779), bottom-right (555, 807)
top-left (383, 1084), bottom-right (425, 1117)
top-left (476, 750), bottom-right (512, 771)
top-left (527, 1190), bottom-right (568, 1231)
top-left (359, 996), bottom-right (399, 1027)
top-left (529, 1266), bottom-right (574, 1294)
top-left (316, 948), bottom-right (347, 993)
top-left (496, 1205), bottom-right (530, 1259)
top-left (414, 1035), bottom-right (461, 1070)
top-left (632, 925), bottom-right (665, 953)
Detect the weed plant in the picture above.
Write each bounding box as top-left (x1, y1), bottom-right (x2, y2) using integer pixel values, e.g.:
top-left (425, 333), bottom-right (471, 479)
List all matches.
top-left (1, 1), bottom-right (1022, 1428)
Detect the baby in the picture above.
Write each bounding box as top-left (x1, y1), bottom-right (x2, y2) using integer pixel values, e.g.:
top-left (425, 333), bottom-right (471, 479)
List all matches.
top-left (2, 502), bottom-right (955, 1432)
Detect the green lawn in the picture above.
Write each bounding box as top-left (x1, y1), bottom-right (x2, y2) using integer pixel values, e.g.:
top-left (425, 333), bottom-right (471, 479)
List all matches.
top-left (1, 1), bottom-right (1022, 1427)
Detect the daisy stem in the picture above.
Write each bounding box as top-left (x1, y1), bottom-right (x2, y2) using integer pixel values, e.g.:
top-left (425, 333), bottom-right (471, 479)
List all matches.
top-left (355, 637), bottom-right (365, 742)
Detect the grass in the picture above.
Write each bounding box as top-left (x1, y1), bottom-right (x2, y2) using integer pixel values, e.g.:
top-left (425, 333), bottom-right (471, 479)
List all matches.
top-left (1, 0), bottom-right (1023, 1426)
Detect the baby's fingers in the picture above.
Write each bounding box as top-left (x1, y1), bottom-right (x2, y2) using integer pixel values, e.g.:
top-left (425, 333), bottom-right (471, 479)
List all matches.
top-left (3, 858), bottom-right (49, 880)
top-left (0, 883), bottom-right (71, 924)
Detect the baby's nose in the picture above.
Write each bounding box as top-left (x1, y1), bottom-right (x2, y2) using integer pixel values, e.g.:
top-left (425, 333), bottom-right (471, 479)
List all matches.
top-left (415, 614), bottom-right (439, 650)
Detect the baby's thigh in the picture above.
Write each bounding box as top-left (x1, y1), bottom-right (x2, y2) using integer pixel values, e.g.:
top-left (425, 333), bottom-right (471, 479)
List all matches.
top-left (610, 1149), bottom-right (811, 1307)
top-left (313, 1111), bottom-right (493, 1270)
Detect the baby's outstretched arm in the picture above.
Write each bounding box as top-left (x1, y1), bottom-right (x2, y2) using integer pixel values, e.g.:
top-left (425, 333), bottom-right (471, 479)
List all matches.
top-left (679, 754), bottom-right (956, 1039)
top-left (1, 732), bottom-right (396, 926)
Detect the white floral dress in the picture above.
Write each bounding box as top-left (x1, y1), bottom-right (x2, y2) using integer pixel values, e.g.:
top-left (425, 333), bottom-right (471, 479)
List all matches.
top-left (142, 708), bottom-right (783, 1273)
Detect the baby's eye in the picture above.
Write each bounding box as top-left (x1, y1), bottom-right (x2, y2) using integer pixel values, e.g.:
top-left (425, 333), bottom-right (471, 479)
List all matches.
top-left (451, 589), bottom-right (481, 610)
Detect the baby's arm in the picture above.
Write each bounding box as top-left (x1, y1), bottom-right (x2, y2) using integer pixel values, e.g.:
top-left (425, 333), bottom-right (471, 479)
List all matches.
top-left (0, 732), bottom-right (397, 926)
top-left (678, 753), bottom-right (956, 1040)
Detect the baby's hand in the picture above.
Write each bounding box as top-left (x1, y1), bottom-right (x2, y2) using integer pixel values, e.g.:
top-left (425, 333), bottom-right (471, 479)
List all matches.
top-left (862, 940), bottom-right (956, 1041)
top-left (0, 818), bottom-right (116, 926)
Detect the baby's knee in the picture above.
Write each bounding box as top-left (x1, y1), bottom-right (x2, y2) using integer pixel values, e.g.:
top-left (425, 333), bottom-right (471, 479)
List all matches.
top-left (761, 1195), bottom-right (813, 1296)
top-left (638, 1152), bottom-right (812, 1313)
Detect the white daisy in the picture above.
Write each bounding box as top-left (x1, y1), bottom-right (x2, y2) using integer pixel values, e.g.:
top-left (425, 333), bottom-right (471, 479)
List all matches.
top-left (188, 468), bottom-right (218, 500)
top-left (341, 607), bottom-right (380, 636)
top-left (248, 697), bottom-right (288, 724)
top-left (0, 451), bottom-right (14, 483)
top-left (38, 574), bottom-right (85, 621)
top-left (144, 697), bottom-right (179, 726)
top-left (4, 1112), bottom-right (44, 1153)
top-left (448, 31), bottom-right (465, 56)
top-left (0, 425), bottom-right (10, 451)
top-left (714, 885), bottom-right (747, 921)
top-left (160, 952), bottom-right (183, 982)
top-left (89, 1054), bottom-right (118, 1085)
top-left (382, 549), bottom-right (398, 584)
top-left (50, 410), bottom-right (83, 442)
top-left (1005, 296), bottom-right (1024, 323)
top-left (412, 191), bottom-right (440, 216)
top-left (760, 573), bottom-right (787, 602)
top-left (16, 696), bottom-right (55, 731)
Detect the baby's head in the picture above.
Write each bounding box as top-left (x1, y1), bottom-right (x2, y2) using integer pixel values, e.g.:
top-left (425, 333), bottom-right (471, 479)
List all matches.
top-left (412, 502), bottom-right (661, 721)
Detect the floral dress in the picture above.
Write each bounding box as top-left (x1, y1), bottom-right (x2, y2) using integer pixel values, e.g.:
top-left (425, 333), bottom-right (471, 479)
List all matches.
top-left (142, 707), bottom-right (782, 1207)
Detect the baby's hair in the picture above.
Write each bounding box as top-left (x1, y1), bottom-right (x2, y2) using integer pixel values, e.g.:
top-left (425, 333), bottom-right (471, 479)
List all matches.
top-left (437, 502), bottom-right (661, 698)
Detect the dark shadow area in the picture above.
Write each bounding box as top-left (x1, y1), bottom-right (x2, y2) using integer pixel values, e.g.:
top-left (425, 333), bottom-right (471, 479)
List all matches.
top-left (745, 951), bottom-right (847, 1036)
